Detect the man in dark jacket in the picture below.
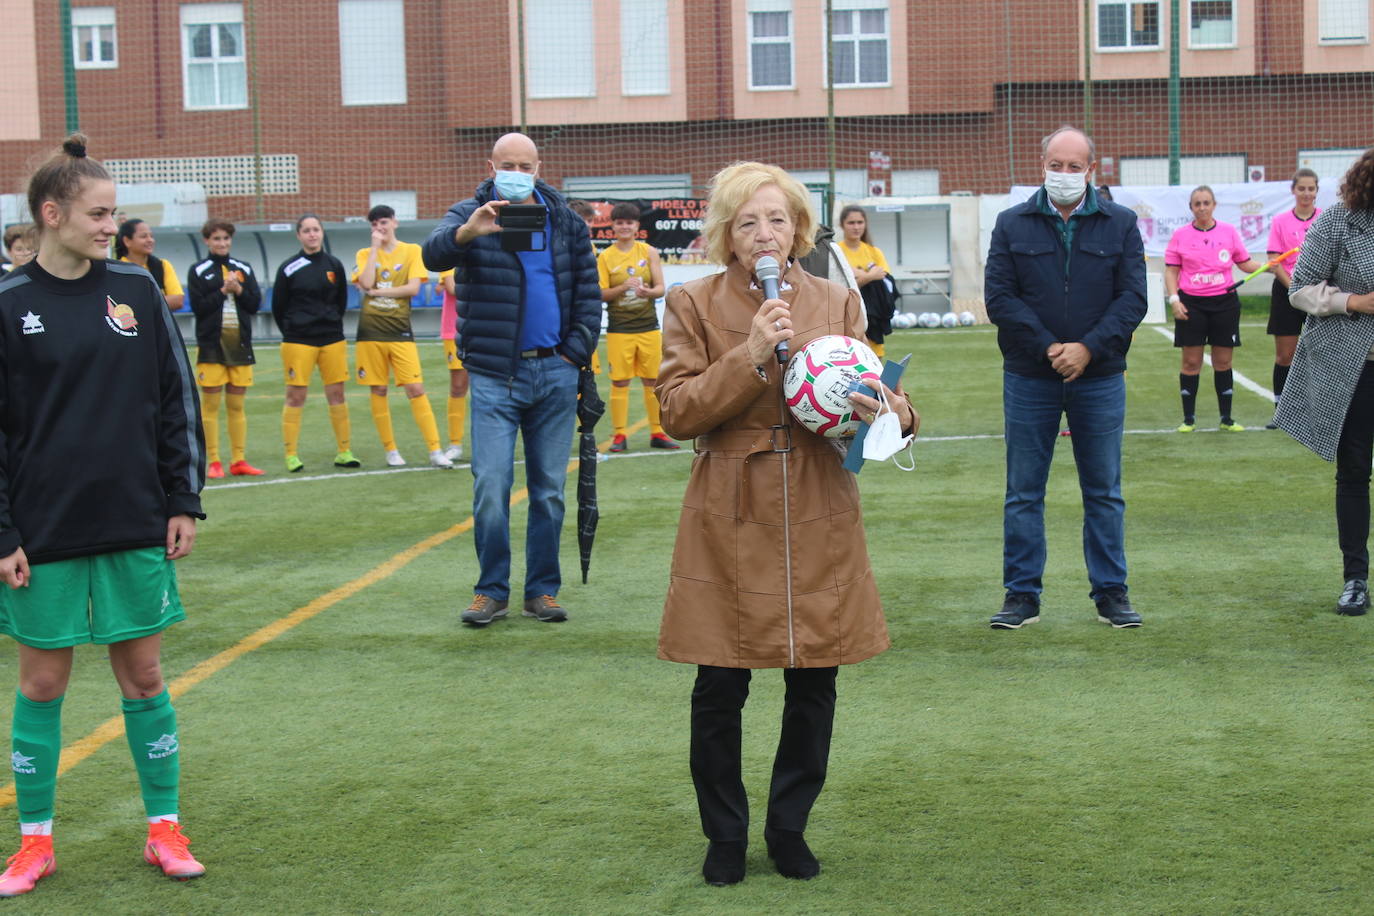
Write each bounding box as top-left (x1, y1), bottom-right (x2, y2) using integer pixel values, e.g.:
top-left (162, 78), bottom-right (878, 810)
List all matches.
top-left (985, 126), bottom-right (1147, 630)
top-left (423, 133), bottom-right (600, 627)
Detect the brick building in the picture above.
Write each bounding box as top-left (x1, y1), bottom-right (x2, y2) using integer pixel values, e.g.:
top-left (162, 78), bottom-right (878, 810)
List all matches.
top-left (1, 0), bottom-right (1371, 223)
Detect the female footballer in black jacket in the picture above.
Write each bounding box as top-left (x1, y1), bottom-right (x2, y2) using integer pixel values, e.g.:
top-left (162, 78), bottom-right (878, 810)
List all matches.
top-left (0, 135), bottom-right (207, 896)
top-left (272, 214), bottom-right (358, 471)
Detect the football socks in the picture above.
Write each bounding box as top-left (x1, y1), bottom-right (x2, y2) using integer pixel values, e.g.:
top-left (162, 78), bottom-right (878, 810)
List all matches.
top-left (199, 389), bottom-right (222, 463)
top-left (1214, 369), bottom-right (1234, 424)
top-left (11, 692), bottom-right (62, 825)
top-left (329, 402), bottom-right (352, 452)
top-left (407, 394), bottom-right (442, 453)
top-left (447, 395), bottom-right (467, 448)
top-left (1179, 373), bottom-right (1199, 424)
top-left (1273, 363), bottom-right (1289, 400)
top-left (610, 385), bottom-right (630, 436)
top-left (225, 392), bottom-right (248, 463)
top-left (643, 385), bottom-right (664, 436)
top-left (122, 689), bottom-right (180, 820)
top-left (370, 394), bottom-right (397, 452)
top-left (282, 405), bottom-right (303, 458)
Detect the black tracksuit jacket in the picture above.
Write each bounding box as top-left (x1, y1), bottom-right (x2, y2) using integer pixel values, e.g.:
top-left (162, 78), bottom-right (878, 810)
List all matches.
top-left (186, 252), bottom-right (262, 365)
top-left (0, 260), bottom-right (205, 564)
top-left (271, 249), bottom-right (349, 346)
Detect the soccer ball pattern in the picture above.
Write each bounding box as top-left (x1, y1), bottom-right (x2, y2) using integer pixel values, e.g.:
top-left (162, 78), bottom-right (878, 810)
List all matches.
top-left (783, 335), bottom-right (882, 438)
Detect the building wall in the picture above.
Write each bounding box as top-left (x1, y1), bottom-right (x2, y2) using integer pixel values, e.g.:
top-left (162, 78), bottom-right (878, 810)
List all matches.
top-left (0, 0), bottom-right (1370, 224)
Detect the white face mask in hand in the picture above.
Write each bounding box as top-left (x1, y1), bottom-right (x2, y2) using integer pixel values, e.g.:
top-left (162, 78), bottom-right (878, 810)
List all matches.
top-left (861, 384), bottom-right (914, 470)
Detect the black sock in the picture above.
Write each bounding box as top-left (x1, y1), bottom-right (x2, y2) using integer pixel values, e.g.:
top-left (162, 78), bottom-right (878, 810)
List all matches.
top-left (1273, 363), bottom-right (1289, 399)
top-left (1180, 373), bottom-right (1199, 423)
top-left (1215, 369), bottom-right (1234, 423)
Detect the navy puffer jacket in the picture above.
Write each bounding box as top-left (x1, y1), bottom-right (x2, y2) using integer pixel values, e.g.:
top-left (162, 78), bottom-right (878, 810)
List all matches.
top-left (422, 179), bottom-right (600, 379)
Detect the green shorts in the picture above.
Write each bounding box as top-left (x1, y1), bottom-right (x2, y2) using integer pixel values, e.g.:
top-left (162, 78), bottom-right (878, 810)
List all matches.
top-left (0, 548), bottom-right (186, 649)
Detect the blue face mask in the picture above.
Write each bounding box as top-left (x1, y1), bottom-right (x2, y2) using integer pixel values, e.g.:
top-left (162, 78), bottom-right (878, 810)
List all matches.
top-left (494, 170), bottom-right (535, 201)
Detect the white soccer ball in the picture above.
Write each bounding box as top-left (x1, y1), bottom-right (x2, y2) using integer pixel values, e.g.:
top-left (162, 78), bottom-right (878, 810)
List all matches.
top-left (903, 311), bottom-right (920, 327)
top-left (919, 312), bottom-right (940, 328)
top-left (890, 312), bottom-right (909, 329)
top-left (940, 312), bottom-right (959, 328)
top-left (959, 311), bottom-right (976, 326)
top-left (783, 335), bottom-right (883, 438)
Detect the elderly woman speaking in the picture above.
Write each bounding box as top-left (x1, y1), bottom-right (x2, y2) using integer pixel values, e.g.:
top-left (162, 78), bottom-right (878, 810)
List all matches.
top-left (655, 162), bottom-right (918, 886)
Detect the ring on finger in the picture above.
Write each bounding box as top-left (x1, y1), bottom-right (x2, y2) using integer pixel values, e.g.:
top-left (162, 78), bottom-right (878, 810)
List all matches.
top-left (774, 320), bottom-right (782, 331)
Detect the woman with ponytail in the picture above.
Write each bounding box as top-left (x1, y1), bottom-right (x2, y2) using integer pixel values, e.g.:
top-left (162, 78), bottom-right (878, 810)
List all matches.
top-left (0, 134), bottom-right (207, 897)
top-left (115, 218), bottom-right (185, 310)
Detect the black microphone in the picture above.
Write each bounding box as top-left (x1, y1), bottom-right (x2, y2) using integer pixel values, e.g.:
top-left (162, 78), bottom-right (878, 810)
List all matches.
top-left (756, 255), bottom-right (787, 364)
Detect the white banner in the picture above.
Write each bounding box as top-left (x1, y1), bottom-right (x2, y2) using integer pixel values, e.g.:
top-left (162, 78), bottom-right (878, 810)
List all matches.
top-left (1007, 181), bottom-right (1339, 258)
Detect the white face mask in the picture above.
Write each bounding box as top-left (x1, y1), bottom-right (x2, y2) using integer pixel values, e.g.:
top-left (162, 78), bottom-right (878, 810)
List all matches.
top-left (861, 384), bottom-right (915, 470)
top-left (1043, 169), bottom-right (1088, 206)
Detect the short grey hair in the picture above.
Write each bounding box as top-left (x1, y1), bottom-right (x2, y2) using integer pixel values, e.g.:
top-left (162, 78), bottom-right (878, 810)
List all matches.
top-left (1041, 126), bottom-right (1096, 162)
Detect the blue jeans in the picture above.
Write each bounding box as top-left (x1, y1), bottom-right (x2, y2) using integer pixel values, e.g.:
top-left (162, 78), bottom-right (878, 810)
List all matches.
top-left (468, 356), bottom-right (579, 602)
top-left (1002, 371), bottom-right (1127, 600)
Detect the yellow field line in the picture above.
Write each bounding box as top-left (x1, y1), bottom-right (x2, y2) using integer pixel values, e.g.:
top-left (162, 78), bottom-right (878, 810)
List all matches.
top-left (0, 416), bottom-right (648, 808)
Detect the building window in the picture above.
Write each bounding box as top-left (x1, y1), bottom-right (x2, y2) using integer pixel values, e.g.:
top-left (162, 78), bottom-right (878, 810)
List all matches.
top-left (1097, 1), bottom-right (1160, 50)
top-left (748, 1), bottom-right (792, 90)
top-left (339, 0), bottom-right (407, 106)
top-left (1319, 0), bottom-right (1369, 44)
top-left (527, 0), bottom-right (594, 98)
top-left (180, 3), bottom-right (247, 110)
top-left (369, 191), bottom-right (417, 222)
top-left (1119, 154), bottom-right (1245, 186)
top-left (621, 0), bottom-right (670, 96)
top-left (828, 2), bottom-right (888, 87)
top-left (1188, 1), bottom-right (1234, 48)
top-left (72, 7), bottom-right (117, 70)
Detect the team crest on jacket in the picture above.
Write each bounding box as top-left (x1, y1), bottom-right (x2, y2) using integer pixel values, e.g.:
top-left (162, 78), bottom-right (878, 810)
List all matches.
top-left (326, 270), bottom-right (336, 284)
top-left (105, 296), bottom-right (139, 336)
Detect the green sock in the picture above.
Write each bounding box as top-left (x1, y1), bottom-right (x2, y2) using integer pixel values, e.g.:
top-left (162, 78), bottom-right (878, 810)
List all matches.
top-left (122, 689), bottom-right (179, 819)
top-left (12, 691), bottom-right (63, 824)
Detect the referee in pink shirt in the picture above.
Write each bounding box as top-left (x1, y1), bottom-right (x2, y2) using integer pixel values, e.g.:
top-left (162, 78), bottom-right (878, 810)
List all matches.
top-left (1164, 185), bottom-right (1267, 432)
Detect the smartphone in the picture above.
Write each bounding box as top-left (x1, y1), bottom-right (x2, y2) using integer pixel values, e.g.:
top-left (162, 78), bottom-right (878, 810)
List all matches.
top-left (498, 204), bottom-right (548, 252)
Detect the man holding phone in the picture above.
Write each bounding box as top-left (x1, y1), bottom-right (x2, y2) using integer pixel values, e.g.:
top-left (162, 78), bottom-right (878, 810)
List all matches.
top-left (423, 132), bottom-right (600, 628)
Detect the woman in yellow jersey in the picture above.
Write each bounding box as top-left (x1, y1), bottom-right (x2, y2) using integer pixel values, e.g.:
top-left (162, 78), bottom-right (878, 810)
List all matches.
top-left (596, 202), bottom-right (678, 451)
top-left (837, 205), bottom-right (894, 358)
top-left (114, 219), bottom-right (184, 310)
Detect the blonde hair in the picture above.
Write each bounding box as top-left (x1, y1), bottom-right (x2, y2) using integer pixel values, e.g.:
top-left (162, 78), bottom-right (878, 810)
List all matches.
top-left (701, 162), bottom-right (816, 266)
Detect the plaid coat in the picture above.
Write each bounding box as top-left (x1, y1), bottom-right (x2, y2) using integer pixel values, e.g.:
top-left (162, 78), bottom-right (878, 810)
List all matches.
top-left (1275, 203), bottom-right (1374, 460)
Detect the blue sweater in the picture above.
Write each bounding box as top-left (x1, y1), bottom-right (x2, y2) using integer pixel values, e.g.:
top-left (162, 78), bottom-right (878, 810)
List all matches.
top-left (422, 179), bottom-right (600, 379)
top-left (985, 188), bottom-right (1147, 380)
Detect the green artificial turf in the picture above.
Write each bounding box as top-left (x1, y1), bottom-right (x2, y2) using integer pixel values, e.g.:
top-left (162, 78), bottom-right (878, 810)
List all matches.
top-left (3, 327), bottom-right (1370, 914)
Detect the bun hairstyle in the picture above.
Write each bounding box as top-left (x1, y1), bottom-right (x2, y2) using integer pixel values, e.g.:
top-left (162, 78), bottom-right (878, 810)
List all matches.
top-left (26, 132), bottom-right (112, 231)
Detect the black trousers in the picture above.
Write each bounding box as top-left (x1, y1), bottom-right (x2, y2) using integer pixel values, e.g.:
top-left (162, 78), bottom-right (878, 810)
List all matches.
top-left (1337, 363), bottom-right (1374, 580)
top-left (689, 664), bottom-right (838, 842)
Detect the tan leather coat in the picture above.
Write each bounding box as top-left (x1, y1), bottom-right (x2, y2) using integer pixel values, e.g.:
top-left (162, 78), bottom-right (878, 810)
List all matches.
top-left (655, 259), bottom-right (891, 669)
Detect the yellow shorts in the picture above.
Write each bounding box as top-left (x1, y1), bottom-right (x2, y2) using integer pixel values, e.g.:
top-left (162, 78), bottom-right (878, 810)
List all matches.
top-left (606, 330), bottom-right (662, 380)
top-left (197, 363), bottom-right (253, 387)
top-left (443, 339), bottom-right (465, 371)
top-left (591, 349), bottom-right (602, 375)
top-left (866, 338), bottom-right (886, 360)
top-left (355, 340), bottom-right (423, 386)
top-left (282, 341), bottom-right (349, 386)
